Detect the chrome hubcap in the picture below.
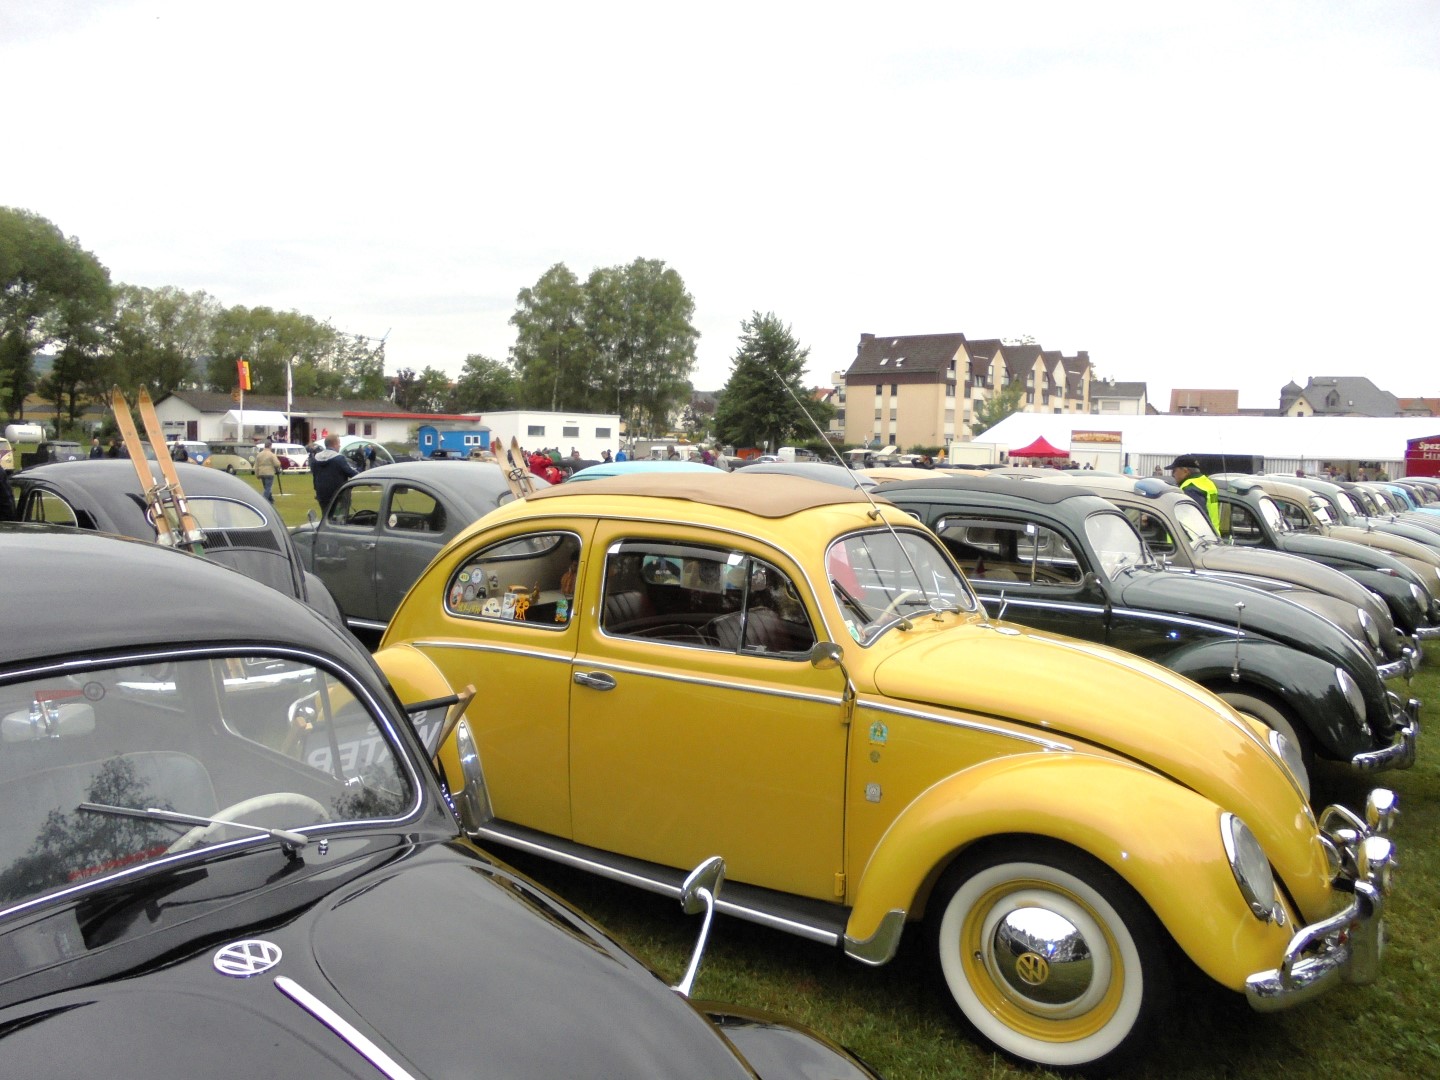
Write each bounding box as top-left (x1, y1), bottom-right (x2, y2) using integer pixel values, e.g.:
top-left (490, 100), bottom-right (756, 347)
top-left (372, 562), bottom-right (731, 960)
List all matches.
top-left (990, 904), bottom-right (1094, 1007)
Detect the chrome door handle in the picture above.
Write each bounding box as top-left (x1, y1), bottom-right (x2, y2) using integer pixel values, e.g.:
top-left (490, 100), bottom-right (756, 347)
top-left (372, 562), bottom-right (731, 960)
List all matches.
top-left (572, 671), bottom-right (617, 691)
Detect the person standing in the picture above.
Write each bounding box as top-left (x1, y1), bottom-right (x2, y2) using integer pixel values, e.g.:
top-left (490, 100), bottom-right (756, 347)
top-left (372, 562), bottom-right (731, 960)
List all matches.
top-left (254, 439), bottom-right (282, 503)
top-left (310, 434), bottom-right (357, 511)
top-left (89, 437), bottom-right (103, 459)
top-left (1166, 455), bottom-right (1222, 533)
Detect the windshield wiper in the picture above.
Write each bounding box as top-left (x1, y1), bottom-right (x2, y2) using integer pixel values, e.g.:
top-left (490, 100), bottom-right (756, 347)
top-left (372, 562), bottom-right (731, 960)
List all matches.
top-left (79, 802), bottom-right (309, 857)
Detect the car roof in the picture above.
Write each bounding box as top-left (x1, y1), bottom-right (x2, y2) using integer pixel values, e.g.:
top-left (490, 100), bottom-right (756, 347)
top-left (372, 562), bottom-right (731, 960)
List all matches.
top-left (344, 459), bottom-right (547, 506)
top-left (526, 471), bottom-right (885, 518)
top-left (739, 461), bottom-right (878, 488)
top-left (872, 471), bottom-right (1103, 507)
top-left (0, 525), bottom-right (358, 669)
top-left (15, 458), bottom-right (266, 512)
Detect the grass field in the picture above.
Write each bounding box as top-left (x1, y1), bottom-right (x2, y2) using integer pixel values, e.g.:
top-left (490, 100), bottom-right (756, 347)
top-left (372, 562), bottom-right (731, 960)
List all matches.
top-left (501, 653), bottom-right (1440, 1080)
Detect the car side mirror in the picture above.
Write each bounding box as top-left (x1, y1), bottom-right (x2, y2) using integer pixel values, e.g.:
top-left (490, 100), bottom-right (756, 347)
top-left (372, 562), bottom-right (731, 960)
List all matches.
top-left (809, 641), bottom-right (845, 670)
top-left (673, 856), bottom-right (726, 998)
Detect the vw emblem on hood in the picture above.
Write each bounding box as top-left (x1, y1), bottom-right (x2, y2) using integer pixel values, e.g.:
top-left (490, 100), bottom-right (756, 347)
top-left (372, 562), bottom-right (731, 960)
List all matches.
top-left (213, 939), bottom-right (283, 978)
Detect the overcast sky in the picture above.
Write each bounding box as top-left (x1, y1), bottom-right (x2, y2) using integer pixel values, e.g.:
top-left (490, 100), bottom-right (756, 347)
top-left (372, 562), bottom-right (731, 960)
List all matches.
top-left (4, 1), bottom-right (1436, 410)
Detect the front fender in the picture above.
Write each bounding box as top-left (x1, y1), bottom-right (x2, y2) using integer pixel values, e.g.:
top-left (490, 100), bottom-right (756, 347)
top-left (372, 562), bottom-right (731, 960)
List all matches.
top-left (1163, 637), bottom-right (1369, 759)
top-left (846, 753), bottom-right (1300, 991)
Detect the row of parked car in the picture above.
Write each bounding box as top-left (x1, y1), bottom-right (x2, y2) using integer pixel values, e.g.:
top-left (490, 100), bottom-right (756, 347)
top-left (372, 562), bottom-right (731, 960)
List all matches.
top-left (2, 452), bottom-right (1431, 1073)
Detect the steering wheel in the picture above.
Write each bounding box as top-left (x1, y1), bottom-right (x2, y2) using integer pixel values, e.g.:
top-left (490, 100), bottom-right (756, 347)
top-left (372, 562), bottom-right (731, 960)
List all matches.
top-left (166, 792), bottom-right (328, 853)
top-left (876, 589), bottom-right (921, 624)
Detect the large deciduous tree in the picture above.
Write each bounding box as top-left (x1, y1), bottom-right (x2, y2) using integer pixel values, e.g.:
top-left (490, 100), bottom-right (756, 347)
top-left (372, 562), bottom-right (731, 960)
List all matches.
top-left (107, 284), bottom-right (219, 401)
top-left (207, 307), bottom-right (386, 400)
top-left (510, 263), bottom-right (587, 413)
top-left (970, 380), bottom-right (1025, 435)
top-left (0, 207), bottom-right (112, 419)
top-left (713, 313), bottom-right (822, 452)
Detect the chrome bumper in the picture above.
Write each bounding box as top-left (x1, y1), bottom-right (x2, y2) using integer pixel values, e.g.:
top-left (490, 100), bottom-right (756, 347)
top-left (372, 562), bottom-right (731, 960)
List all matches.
top-left (1246, 790), bottom-right (1398, 1011)
top-left (1350, 695), bottom-right (1421, 771)
top-left (1414, 623), bottom-right (1440, 641)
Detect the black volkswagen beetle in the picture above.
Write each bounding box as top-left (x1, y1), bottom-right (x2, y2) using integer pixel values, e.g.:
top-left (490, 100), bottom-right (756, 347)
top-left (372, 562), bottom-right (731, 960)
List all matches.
top-left (292, 460), bottom-right (550, 635)
top-left (879, 473), bottom-right (1419, 787)
top-left (10, 459), bottom-right (342, 626)
top-left (0, 526), bottom-right (879, 1079)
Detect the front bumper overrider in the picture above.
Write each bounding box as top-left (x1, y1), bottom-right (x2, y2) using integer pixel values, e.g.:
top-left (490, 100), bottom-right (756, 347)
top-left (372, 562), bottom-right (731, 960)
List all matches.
top-left (1245, 789), bottom-right (1398, 1011)
top-left (1350, 694), bottom-right (1421, 771)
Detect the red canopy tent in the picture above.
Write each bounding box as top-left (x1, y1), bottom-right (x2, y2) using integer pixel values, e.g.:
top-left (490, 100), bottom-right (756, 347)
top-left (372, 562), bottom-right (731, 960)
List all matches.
top-left (1008, 435), bottom-right (1069, 459)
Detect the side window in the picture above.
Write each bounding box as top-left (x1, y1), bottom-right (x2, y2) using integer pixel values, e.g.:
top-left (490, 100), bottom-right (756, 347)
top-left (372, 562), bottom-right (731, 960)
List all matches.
top-left (23, 490), bottom-right (81, 527)
top-left (447, 531), bottom-right (582, 626)
top-left (1228, 504), bottom-right (1262, 545)
top-left (327, 483), bottom-right (383, 528)
top-left (601, 540), bottom-right (815, 657)
top-left (935, 518), bottom-right (1082, 586)
top-left (385, 485), bottom-right (443, 533)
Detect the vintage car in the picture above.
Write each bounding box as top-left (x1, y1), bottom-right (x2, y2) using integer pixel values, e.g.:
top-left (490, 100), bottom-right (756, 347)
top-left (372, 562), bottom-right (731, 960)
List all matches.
top-left (1211, 476), bottom-right (1440, 639)
top-left (1042, 473), bottom-right (1416, 672)
top-left (878, 473), bottom-right (1419, 783)
top-left (0, 526), bottom-right (879, 1080)
top-left (291, 460), bottom-right (548, 635)
top-left (9, 459), bottom-right (342, 626)
top-left (565, 459), bottom-right (722, 482)
top-left (740, 460), bottom-right (882, 489)
top-left (204, 440), bottom-right (256, 474)
top-left (380, 472), bottom-right (1399, 1072)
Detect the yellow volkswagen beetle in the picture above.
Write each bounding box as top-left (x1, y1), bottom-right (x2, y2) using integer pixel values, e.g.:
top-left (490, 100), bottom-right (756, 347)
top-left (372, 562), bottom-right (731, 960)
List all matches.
top-left (383, 473), bottom-right (1398, 1073)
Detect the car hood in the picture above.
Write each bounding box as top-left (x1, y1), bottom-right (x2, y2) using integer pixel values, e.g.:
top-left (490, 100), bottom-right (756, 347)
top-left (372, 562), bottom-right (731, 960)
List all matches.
top-left (1115, 567), bottom-right (1371, 675)
top-left (0, 841), bottom-right (752, 1079)
top-left (1192, 542), bottom-right (1383, 610)
top-left (868, 621), bottom-right (1319, 885)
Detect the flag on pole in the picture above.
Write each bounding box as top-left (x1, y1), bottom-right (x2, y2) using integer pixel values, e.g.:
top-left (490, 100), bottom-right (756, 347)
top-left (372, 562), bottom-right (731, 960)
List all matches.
top-left (236, 359), bottom-right (252, 391)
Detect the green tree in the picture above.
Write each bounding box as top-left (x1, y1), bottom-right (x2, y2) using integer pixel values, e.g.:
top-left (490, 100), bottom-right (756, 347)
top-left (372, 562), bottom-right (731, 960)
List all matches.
top-left (410, 366), bottom-right (454, 413)
top-left (584, 258), bottom-right (698, 435)
top-left (450, 353), bottom-right (518, 412)
top-left (106, 284), bottom-right (218, 401)
top-left (510, 263), bottom-right (589, 413)
top-left (207, 307), bottom-right (386, 400)
top-left (713, 313), bottom-right (824, 452)
top-left (970, 380), bottom-right (1026, 436)
top-left (0, 207), bottom-right (112, 418)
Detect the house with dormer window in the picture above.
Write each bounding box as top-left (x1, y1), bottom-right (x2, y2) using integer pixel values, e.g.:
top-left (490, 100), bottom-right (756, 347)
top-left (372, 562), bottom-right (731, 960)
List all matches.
top-left (841, 333), bottom-right (1100, 451)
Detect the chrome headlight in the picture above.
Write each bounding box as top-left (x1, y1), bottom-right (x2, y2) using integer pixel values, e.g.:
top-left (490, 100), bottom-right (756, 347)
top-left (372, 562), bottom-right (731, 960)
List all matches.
top-left (1357, 607), bottom-right (1381, 651)
top-left (1268, 729), bottom-right (1310, 801)
top-left (1221, 814), bottom-right (1278, 922)
top-left (1335, 667), bottom-right (1368, 730)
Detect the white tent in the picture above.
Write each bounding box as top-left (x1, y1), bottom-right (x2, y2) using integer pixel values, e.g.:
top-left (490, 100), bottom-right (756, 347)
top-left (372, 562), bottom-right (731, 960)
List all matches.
top-left (221, 409), bottom-right (289, 433)
top-left (978, 413), bottom-right (1439, 475)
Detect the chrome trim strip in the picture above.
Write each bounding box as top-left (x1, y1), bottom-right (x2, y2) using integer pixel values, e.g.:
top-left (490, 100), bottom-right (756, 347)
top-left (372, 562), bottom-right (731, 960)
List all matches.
top-left (411, 639), bottom-right (575, 665)
top-left (276, 976), bottom-right (418, 1080)
top-left (856, 698), bottom-right (1073, 751)
top-left (474, 826), bottom-right (843, 946)
top-left (979, 593), bottom-right (1250, 639)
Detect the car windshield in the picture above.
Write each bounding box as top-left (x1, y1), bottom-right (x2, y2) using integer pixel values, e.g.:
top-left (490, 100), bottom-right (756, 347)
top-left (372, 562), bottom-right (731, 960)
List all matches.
top-left (1255, 494), bottom-right (1290, 534)
top-left (0, 653), bottom-right (422, 916)
top-left (1085, 512), bottom-right (1150, 579)
top-left (1172, 499), bottom-right (1218, 547)
top-left (825, 527), bottom-right (975, 644)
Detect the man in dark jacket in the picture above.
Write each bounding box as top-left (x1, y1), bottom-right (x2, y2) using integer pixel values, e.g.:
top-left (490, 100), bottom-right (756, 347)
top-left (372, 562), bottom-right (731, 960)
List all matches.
top-left (311, 435), bottom-right (358, 510)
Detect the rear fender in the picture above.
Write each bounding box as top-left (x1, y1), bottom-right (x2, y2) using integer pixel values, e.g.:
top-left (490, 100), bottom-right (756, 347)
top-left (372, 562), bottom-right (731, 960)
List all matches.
top-left (846, 753), bottom-right (1296, 990)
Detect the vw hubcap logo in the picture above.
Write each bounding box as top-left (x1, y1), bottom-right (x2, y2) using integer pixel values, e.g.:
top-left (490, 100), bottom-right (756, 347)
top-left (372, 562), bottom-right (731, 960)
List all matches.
top-left (213, 939), bottom-right (283, 977)
top-left (1015, 951), bottom-right (1051, 986)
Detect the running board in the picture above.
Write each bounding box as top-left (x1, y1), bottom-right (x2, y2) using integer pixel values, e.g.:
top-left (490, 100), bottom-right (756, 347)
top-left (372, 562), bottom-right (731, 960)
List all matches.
top-left (475, 820), bottom-right (851, 948)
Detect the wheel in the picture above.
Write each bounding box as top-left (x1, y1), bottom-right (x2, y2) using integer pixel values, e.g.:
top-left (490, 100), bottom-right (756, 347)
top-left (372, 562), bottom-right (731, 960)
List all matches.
top-left (1217, 690), bottom-right (1313, 793)
top-left (928, 842), bottom-right (1170, 1073)
top-left (225, 464), bottom-right (236, 474)
top-left (167, 792), bottom-right (328, 853)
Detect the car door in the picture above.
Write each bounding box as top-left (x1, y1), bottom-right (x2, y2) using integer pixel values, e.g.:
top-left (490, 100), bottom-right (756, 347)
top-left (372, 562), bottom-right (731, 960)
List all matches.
top-left (567, 525), bottom-right (847, 902)
top-left (374, 483), bottom-right (450, 620)
top-left (311, 479), bottom-right (385, 622)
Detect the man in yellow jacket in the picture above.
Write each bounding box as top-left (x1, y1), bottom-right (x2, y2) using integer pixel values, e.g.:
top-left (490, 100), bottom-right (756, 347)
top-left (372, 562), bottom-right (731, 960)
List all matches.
top-left (1167, 455), bottom-right (1222, 534)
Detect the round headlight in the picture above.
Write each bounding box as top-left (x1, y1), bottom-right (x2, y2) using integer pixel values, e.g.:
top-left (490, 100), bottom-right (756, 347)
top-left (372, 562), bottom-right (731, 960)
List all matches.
top-left (1335, 667), bottom-right (1368, 730)
top-left (1267, 729), bottom-right (1310, 801)
top-left (1221, 814), bottom-right (1277, 921)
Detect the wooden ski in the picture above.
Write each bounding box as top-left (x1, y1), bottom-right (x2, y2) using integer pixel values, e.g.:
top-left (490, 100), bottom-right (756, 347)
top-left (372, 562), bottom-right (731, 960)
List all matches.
top-left (110, 388), bottom-right (181, 548)
top-left (502, 437), bottom-right (537, 500)
top-left (136, 388), bottom-right (205, 553)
